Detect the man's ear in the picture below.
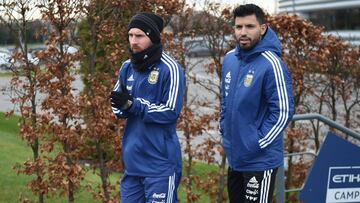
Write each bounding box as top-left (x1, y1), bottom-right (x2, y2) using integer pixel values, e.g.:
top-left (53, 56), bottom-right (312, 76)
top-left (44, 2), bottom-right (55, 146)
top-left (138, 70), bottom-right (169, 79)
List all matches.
top-left (260, 24), bottom-right (267, 36)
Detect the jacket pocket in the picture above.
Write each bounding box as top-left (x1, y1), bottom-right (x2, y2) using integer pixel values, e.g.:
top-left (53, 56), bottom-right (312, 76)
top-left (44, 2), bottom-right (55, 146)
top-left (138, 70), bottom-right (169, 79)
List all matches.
top-left (233, 123), bottom-right (262, 163)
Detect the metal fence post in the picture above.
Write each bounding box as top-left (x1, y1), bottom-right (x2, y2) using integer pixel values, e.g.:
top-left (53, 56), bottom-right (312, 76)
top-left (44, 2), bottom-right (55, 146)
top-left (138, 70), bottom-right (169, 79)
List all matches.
top-left (276, 165), bottom-right (285, 203)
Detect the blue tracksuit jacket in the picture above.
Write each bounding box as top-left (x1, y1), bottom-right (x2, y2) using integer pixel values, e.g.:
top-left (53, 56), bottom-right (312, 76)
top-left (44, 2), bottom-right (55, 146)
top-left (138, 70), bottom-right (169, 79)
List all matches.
top-left (220, 27), bottom-right (295, 171)
top-left (112, 52), bottom-right (185, 177)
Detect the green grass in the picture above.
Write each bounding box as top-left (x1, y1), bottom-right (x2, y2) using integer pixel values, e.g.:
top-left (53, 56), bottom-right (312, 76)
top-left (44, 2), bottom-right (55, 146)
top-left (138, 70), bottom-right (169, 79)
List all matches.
top-left (0, 113), bottom-right (118, 202)
top-left (0, 113), bottom-right (102, 202)
top-left (0, 112), bottom-right (220, 202)
top-left (0, 43), bottom-right (45, 50)
top-left (0, 71), bottom-right (12, 77)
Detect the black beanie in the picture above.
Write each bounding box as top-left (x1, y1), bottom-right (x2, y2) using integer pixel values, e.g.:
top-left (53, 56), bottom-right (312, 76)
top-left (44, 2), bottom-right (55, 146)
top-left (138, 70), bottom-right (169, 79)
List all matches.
top-left (128, 12), bottom-right (164, 44)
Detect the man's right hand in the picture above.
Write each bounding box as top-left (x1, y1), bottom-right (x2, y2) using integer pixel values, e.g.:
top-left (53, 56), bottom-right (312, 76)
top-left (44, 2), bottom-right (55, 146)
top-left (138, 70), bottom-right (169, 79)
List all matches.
top-left (110, 85), bottom-right (133, 110)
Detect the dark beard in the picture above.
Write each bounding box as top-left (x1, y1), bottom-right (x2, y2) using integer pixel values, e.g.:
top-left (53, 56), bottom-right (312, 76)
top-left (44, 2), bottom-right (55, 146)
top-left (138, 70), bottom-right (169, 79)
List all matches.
top-left (129, 43), bottom-right (163, 72)
top-left (237, 36), bottom-right (261, 51)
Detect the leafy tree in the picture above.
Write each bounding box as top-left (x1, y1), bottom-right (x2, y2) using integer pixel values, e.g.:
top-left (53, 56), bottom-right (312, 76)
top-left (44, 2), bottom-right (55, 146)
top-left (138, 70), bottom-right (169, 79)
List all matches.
top-left (269, 14), bottom-right (360, 201)
top-left (77, 1), bottom-right (127, 201)
top-left (0, 1), bottom-right (48, 202)
top-left (35, 0), bottom-right (85, 202)
top-left (186, 2), bottom-right (233, 202)
top-left (319, 35), bottom-right (360, 134)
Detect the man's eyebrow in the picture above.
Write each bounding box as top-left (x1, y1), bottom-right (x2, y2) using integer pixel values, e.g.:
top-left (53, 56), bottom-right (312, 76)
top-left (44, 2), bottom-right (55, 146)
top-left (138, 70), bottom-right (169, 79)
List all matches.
top-left (235, 23), bottom-right (256, 26)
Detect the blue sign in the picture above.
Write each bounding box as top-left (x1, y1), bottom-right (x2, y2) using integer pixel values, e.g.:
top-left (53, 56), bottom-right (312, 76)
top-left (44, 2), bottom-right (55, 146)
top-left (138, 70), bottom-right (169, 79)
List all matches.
top-left (326, 166), bottom-right (360, 202)
top-left (299, 132), bottom-right (360, 203)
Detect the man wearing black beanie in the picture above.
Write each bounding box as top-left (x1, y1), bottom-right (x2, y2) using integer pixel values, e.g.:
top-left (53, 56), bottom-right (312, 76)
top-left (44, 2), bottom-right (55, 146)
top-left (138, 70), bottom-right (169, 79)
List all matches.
top-left (110, 12), bottom-right (185, 203)
top-left (126, 12), bottom-right (165, 72)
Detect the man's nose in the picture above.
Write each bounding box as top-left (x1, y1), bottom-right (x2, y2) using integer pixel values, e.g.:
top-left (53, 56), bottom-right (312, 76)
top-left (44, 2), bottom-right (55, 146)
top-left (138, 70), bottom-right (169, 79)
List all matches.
top-left (239, 27), bottom-right (248, 35)
top-left (129, 36), bottom-right (137, 44)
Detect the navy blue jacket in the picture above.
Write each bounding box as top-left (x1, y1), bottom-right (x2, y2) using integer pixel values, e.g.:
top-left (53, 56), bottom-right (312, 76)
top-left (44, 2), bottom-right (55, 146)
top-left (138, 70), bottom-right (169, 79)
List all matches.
top-left (220, 27), bottom-right (295, 171)
top-left (112, 52), bottom-right (185, 176)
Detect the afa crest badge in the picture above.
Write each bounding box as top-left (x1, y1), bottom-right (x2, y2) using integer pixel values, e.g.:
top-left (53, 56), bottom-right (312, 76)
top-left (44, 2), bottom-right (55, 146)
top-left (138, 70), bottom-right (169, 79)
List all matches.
top-left (244, 70), bottom-right (254, 87)
top-left (148, 69), bottom-right (159, 84)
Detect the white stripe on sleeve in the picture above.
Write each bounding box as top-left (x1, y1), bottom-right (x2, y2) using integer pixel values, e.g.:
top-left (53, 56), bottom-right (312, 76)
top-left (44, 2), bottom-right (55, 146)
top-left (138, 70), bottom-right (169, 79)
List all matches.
top-left (259, 51), bottom-right (290, 148)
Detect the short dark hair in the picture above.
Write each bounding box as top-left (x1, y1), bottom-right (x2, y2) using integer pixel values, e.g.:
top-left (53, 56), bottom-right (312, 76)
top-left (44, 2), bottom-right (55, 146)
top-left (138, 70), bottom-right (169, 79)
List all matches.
top-left (233, 4), bottom-right (266, 24)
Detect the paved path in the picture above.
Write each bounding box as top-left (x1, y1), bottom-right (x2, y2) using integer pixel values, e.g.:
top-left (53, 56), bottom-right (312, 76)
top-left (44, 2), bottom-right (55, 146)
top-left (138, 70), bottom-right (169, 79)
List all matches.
top-left (0, 74), bottom-right (84, 114)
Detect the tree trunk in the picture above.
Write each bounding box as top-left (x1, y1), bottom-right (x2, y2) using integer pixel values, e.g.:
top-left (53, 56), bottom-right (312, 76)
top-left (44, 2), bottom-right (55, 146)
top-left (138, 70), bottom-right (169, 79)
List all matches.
top-left (31, 139), bottom-right (44, 203)
top-left (216, 154), bottom-right (227, 203)
top-left (315, 100), bottom-right (324, 152)
top-left (64, 140), bottom-right (75, 203)
top-left (330, 82), bottom-right (337, 122)
top-left (31, 82), bottom-right (44, 203)
top-left (96, 140), bottom-right (110, 202)
top-left (184, 123), bottom-right (193, 203)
